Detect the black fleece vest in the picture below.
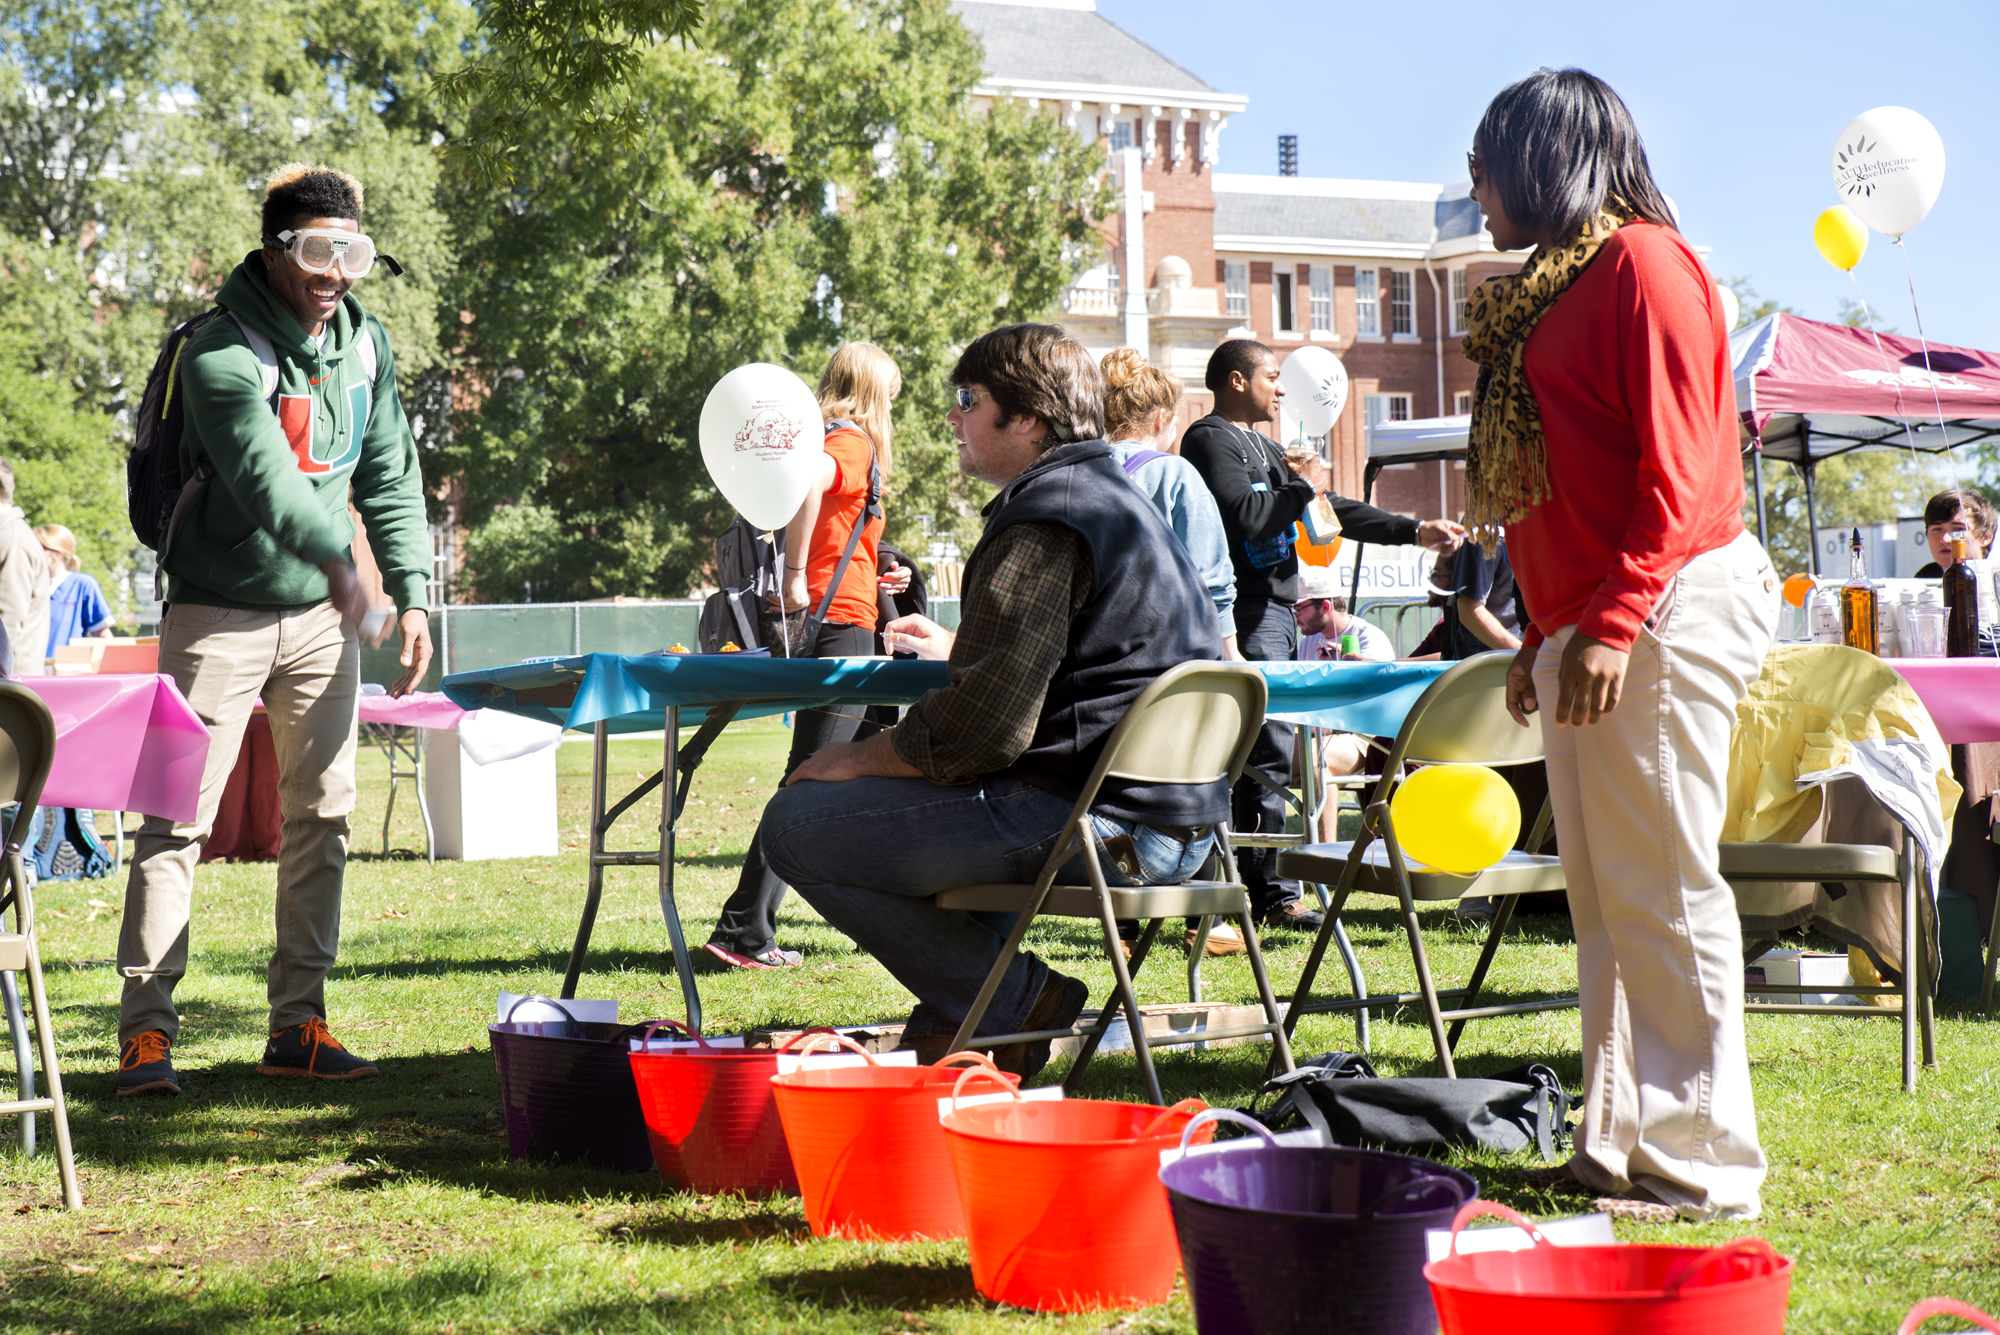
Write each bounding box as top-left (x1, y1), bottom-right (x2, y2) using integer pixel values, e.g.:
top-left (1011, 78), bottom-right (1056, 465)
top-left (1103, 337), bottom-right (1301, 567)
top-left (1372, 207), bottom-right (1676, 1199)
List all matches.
top-left (973, 441), bottom-right (1227, 827)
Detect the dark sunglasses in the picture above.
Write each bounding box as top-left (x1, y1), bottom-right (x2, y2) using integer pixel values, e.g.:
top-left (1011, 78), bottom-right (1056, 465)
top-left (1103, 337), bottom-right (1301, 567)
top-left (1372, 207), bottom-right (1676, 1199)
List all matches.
top-left (953, 387), bottom-right (992, 412)
top-left (1466, 151), bottom-right (1482, 188)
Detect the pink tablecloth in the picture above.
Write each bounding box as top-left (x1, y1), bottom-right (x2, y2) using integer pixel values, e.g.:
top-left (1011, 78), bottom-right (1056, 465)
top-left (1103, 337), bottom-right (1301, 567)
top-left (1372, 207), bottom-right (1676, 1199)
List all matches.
top-left (19, 675), bottom-right (210, 822)
top-left (357, 690), bottom-right (466, 730)
top-left (1886, 659), bottom-right (2000, 744)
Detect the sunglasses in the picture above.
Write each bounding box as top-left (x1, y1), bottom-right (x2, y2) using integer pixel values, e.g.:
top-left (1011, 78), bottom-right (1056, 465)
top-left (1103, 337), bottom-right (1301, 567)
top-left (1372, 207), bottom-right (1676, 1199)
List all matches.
top-left (953, 387), bottom-right (993, 413)
top-left (270, 228), bottom-right (395, 280)
top-left (1466, 151), bottom-right (1482, 189)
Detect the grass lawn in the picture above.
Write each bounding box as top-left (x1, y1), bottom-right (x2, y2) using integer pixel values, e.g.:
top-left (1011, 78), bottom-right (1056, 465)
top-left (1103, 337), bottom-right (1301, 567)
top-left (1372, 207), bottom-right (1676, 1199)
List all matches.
top-left (2, 716), bottom-right (1997, 1333)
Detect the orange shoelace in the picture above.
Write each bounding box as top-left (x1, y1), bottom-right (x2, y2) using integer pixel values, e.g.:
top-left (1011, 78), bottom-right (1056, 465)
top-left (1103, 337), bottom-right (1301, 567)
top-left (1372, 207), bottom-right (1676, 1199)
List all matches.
top-left (120, 1031), bottom-right (171, 1070)
top-left (285, 1017), bottom-right (349, 1057)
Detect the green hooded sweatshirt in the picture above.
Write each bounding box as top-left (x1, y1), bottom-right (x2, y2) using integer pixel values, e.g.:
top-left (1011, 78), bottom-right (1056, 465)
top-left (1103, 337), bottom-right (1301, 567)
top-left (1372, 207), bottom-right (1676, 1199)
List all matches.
top-left (169, 256), bottom-right (430, 614)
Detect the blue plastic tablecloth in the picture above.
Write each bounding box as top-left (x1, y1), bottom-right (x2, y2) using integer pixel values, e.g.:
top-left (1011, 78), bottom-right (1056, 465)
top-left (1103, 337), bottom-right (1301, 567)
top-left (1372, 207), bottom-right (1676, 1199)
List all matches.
top-left (441, 653), bottom-right (1450, 739)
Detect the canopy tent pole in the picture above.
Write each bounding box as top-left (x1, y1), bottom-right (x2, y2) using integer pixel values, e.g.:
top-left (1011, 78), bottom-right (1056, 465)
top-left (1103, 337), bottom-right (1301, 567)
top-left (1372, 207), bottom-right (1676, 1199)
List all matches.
top-left (1751, 444), bottom-right (1769, 552)
top-left (1803, 460), bottom-right (1820, 576)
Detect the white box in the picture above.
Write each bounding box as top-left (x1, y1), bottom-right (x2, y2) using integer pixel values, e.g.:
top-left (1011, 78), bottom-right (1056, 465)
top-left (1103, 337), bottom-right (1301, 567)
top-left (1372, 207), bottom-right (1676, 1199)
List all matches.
top-left (422, 726), bottom-right (558, 860)
top-left (1745, 949), bottom-right (1855, 1006)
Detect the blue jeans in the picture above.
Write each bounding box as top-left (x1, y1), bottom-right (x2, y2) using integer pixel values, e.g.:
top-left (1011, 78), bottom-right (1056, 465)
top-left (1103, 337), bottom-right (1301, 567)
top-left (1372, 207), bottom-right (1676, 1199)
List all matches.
top-left (761, 774), bottom-right (1212, 1039)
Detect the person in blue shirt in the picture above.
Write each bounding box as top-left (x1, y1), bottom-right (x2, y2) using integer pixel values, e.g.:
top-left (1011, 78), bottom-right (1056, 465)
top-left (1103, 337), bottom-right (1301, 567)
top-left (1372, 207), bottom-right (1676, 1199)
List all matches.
top-left (1099, 348), bottom-right (1243, 661)
top-left (36, 525), bottom-right (114, 656)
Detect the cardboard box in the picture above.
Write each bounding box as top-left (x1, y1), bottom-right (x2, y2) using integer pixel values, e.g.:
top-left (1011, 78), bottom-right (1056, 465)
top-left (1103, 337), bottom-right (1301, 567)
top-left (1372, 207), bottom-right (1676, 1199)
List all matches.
top-left (1745, 949), bottom-right (1856, 1006)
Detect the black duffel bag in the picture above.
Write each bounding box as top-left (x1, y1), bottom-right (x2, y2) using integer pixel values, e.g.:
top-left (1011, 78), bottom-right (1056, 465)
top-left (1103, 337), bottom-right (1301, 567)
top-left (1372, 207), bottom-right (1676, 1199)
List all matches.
top-left (1245, 1052), bottom-right (1574, 1163)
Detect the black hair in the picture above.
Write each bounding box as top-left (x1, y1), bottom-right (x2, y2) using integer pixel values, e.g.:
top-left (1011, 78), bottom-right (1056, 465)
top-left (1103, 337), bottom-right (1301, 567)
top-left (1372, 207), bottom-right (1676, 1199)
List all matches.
top-left (1474, 68), bottom-right (1676, 243)
top-left (1925, 488), bottom-right (1996, 543)
top-left (261, 167), bottom-right (362, 244)
top-left (1205, 338), bottom-right (1274, 395)
top-left (950, 323), bottom-right (1103, 443)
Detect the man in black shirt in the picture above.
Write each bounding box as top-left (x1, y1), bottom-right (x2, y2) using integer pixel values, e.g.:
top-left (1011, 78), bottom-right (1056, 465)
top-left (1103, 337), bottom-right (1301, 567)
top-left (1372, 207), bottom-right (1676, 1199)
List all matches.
top-left (1449, 536), bottom-right (1523, 660)
top-left (1181, 339), bottom-right (1462, 928)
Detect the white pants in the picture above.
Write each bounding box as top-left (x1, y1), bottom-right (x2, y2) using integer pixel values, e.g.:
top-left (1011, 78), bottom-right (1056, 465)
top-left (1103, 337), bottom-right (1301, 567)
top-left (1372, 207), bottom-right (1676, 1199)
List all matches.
top-left (1533, 531), bottom-right (1778, 1220)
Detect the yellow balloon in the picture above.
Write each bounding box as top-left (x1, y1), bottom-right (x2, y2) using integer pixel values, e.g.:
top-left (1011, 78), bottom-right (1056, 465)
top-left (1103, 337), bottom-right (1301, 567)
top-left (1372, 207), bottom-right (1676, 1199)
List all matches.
top-left (1813, 206), bottom-right (1868, 271)
top-left (1388, 765), bottom-right (1521, 875)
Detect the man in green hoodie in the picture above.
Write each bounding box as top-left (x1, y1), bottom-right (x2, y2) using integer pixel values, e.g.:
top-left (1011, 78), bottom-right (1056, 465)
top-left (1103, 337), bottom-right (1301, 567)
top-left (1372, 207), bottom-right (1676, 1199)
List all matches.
top-left (115, 164), bottom-right (433, 1097)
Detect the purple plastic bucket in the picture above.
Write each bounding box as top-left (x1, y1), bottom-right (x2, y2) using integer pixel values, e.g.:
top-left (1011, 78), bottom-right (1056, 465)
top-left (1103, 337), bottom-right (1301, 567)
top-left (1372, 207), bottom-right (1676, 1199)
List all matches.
top-left (1161, 1110), bottom-right (1478, 1335)
top-left (489, 1006), bottom-right (656, 1172)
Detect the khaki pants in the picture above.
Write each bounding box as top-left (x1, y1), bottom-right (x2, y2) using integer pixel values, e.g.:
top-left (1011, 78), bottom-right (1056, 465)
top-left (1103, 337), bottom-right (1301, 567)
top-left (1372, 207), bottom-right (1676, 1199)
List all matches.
top-left (116, 602), bottom-right (359, 1043)
top-left (1533, 531), bottom-right (1778, 1221)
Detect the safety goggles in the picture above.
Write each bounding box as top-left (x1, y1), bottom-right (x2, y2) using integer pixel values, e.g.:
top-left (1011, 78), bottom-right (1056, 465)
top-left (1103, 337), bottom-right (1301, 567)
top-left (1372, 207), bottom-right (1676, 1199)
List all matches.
top-left (272, 228), bottom-right (392, 279)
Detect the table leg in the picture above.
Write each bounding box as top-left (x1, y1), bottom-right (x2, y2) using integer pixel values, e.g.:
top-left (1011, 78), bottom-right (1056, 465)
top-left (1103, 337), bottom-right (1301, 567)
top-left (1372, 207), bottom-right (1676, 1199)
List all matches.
top-left (413, 729), bottom-right (434, 864)
top-left (659, 705), bottom-right (702, 1033)
top-left (562, 721), bottom-right (612, 1000)
top-left (1, 969), bottom-right (33, 1156)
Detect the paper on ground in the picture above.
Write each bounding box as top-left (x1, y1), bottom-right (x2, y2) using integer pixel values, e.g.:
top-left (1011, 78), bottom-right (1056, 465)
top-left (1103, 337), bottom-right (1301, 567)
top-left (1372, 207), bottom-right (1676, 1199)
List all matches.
top-left (774, 1050), bottom-right (919, 1074)
top-left (1425, 1212), bottom-right (1615, 1263)
top-left (499, 991), bottom-right (616, 1024)
top-left (629, 1034), bottom-right (748, 1052)
top-left (937, 1086), bottom-right (1065, 1119)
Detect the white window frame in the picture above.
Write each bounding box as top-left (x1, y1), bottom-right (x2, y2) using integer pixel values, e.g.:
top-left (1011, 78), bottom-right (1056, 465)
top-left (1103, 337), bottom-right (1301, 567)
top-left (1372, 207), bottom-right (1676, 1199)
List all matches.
top-left (1453, 390), bottom-right (1473, 415)
top-left (1363, 393), bottom-right (1413, 428)
top-left (1272, 267), bottom-right (1297, 335)
top-left (1224, 261), bottom-right (1249, 322)
top-left (1450, 268), bottom-right (1469, 335)
top-left (1308, 264), bottom-right (1333, 334)
top-left (1106, 119), bottom-right (1133, 153)
top-left (1354, 269), bottom-right (1381, 338)
top-left (1389, 269), bottom-right (1415, 337)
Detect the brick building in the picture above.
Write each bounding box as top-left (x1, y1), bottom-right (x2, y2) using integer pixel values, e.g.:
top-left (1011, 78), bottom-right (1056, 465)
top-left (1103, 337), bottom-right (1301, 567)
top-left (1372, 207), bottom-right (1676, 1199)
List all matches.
top-left (955, 0), bottom-right (1530, 521)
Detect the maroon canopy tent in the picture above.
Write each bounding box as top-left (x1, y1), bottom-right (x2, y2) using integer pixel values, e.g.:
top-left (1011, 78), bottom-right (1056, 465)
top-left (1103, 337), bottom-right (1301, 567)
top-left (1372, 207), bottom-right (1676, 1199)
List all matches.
top-left (1732, 312), bottom-right (2000, 572)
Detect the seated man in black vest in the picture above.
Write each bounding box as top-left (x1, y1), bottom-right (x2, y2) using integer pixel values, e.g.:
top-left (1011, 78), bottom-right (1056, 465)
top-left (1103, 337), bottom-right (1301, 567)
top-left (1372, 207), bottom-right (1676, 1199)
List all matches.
top-left (762, 323), bottom-right (1225, 1080)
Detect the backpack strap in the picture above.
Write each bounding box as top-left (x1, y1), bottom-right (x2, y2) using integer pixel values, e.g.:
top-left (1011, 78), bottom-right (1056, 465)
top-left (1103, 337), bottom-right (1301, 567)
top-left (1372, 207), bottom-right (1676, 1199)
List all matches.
top-left (1120, 448), bottom-right (1171, 477)
top-left (224, 312), bottom-right (281, 402)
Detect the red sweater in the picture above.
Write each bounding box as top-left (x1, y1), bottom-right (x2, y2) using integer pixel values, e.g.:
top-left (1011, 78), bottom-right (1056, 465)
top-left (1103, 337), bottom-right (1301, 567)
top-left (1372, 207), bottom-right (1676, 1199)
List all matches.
top-left (1510, 222), bottom-right (1743, 653)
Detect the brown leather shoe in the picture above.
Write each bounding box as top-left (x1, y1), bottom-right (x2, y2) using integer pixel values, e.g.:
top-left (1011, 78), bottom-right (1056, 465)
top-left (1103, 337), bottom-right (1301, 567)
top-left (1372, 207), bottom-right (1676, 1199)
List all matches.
top-left (991, 972), bottom-right (1089, 1083)
top-left (1185, 922), bottom-right (1247, 956)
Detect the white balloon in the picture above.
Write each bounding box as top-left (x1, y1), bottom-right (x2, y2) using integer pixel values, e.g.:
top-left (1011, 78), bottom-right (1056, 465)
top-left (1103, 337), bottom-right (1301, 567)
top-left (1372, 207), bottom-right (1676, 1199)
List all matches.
top-left (698, 363), bottom-right (825, 531)
top-left (1716, 283), bottom-right (1740, 332)
top-left (1831, 106), bottom-right (1946, 238)
top-left (1277, 345), bottom-right (1349, 436)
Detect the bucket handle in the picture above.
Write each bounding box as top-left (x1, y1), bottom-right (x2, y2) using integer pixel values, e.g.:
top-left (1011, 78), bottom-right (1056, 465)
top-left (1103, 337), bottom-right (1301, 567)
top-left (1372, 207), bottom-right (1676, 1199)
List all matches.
top-left (1139, 1097), bottom-right (1210, 1140)
top-left (1359, 1174), bottom-right (1468, 1220)
top-left (775, 1027), bottom-right (842, 1053)
top-left (504, 994), bottom-right (579, 1025)
top-left (948, 1064), bottom-right (1023, 1111)
top-left (1176, 1107), bottom-right (1278, 1153)
top-left (638, 1018), bottom-right (707, 1049)
top-left (787, 1030), bottom-right (880, 1063)
top-left (1445, 1200), bottom-right (1551, 1260)
top-left (1661, 1237), bottom-right (1782, 1298)
top-left (1900, 1299), bottom-right (2000, 1335)
top-left (931, 1049), bottom-right (1003, 1074)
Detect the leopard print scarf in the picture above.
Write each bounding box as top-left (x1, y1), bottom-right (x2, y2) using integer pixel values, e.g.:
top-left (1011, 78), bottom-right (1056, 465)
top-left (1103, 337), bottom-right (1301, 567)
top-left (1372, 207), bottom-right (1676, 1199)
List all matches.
top-left (1460, 208), bottom-right (1628, 547)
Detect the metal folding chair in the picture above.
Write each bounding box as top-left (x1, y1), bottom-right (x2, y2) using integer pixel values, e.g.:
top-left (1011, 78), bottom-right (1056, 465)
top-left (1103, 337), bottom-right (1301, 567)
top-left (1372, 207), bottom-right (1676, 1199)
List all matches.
top-left (936, 662), bottom-right (1297, 1105)
top-left (0, 682), bottom-right (82, 1206)
top-left (1274, 652), bottom-right (1574, 1077)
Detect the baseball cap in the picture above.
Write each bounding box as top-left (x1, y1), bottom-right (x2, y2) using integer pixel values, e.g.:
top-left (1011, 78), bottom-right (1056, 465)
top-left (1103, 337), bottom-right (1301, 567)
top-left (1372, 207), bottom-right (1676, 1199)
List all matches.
top-left (1295, 565), bottom-right (1341, 601)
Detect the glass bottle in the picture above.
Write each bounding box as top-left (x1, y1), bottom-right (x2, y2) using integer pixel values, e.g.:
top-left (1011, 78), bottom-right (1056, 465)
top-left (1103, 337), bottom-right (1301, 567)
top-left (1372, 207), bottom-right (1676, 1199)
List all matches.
top-left (1944, 531), bottom-right (1981, 658)
top-left (1839, 527), bottom-right (1878, 655)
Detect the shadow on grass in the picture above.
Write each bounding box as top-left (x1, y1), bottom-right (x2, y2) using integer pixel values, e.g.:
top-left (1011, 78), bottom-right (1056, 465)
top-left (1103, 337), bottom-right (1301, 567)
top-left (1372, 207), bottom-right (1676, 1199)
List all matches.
top-left (609, 1204), bottom-right (810, 1247)
top-left (768, 1258), bottom-right (982, 1310)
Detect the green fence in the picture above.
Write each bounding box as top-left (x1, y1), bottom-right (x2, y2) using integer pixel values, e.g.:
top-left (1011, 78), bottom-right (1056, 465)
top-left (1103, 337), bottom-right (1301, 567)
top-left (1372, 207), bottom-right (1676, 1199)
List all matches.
top-left (363, 598), bottom-right (964, 692)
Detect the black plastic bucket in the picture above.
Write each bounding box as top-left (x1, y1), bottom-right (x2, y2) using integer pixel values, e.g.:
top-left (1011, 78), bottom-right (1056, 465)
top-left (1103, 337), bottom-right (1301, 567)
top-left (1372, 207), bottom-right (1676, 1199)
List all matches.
top-left (489, 1001), bottom-right (656, 1172)
top-left (1161, 1110), bottom-right (1477, 1335)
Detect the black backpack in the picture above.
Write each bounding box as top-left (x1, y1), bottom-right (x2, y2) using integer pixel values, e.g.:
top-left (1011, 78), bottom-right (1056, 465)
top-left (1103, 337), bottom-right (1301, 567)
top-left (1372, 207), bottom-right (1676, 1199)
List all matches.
top-left (1245, 1051), bottom-right (1575, 1163)
top-left (698, 421), bottom-right (881, 655)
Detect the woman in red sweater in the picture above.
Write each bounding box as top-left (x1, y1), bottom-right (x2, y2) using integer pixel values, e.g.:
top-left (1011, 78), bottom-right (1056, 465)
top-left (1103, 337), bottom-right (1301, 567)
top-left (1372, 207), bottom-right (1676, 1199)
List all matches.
top-left (1466, 69), bottom-right (1778, 1222)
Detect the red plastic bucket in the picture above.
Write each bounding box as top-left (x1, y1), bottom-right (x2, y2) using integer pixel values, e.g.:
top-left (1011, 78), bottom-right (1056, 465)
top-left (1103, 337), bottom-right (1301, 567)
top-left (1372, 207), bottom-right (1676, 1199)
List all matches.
top-left (771, 1035), bottom-right (1018, 1240)
top-left (1899, 1298), bottom-right (1999, 1334)
top-left (942, 1072), bottom-right (1211, 1312)
top-left (627, 1021), bottom-right (834, 1195)
top-left (1425, 1202), bottom-right (1793, 1335)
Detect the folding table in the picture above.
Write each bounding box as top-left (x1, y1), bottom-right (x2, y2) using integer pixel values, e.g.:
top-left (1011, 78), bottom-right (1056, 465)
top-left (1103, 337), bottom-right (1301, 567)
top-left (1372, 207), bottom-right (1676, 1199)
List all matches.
top-left (441, 654), bottom-right (1450, 1034)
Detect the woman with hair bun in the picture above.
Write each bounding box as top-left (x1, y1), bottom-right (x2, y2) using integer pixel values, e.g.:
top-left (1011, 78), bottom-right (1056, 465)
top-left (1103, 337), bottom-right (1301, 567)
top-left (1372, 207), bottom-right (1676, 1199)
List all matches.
top-left (1099, 347), bottom-right (1242, 661)
top-left (1470, 68), bottom-right (1778, 1222)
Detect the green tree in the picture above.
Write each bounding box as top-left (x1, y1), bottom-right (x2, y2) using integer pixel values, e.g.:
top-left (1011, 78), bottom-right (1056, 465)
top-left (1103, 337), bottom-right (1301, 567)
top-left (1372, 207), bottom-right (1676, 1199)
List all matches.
top-left (443, 0), bottom-right (1106, 600)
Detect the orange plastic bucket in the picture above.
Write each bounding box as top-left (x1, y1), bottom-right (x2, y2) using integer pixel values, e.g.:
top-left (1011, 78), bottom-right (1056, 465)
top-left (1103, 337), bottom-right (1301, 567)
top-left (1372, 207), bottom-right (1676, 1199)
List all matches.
top-left (771, 1036), bottom-right (1018, 1240)
top-left (942, 1074), bottom-right (1210, 1312)
top-left (1425, 1202), bottom-right (1794, 1335)
top-left (1898, 1298), bottom-right (1999, 1335)
top-left (627, 1021), bottom-right (833, 1195)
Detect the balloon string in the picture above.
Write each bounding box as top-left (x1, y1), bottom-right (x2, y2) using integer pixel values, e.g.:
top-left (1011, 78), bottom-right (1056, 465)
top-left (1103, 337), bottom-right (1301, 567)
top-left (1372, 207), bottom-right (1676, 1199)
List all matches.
top-left (769, 535), bottom-right (792, 658)
top-left (1844, 271), bottom-right (1931, 487)
top-left (1891, 236), bottom-right (1963, 496)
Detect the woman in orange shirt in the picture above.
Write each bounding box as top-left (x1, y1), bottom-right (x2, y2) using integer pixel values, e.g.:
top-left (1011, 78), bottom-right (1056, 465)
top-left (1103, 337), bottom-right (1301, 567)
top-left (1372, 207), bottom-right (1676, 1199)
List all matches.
top-left (705, 343), bottom-right (908, 968)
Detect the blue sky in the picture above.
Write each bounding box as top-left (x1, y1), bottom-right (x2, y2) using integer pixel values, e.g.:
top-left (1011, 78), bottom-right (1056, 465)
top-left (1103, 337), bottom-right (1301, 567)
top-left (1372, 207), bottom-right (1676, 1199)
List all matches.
top-left (1094, 0), bottom-right (1999, 350)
